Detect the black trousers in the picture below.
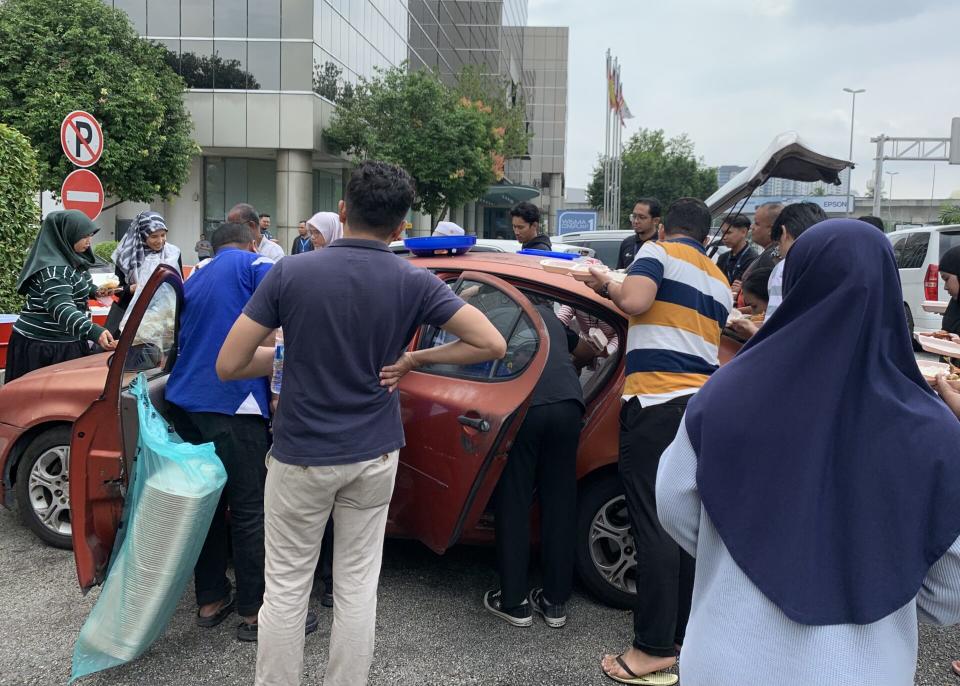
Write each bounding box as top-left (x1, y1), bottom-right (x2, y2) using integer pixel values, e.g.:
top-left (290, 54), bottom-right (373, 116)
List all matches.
top-left (495, 400), bottom-right (583, 608)
top-left (619, 396), bottom-right (694, 657)
top-left (168, 404), bottom-right (270, 617)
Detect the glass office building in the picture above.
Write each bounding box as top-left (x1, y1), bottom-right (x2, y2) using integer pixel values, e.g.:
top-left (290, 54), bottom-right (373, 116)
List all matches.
top-left (104, 0), bottom-right (567, 254)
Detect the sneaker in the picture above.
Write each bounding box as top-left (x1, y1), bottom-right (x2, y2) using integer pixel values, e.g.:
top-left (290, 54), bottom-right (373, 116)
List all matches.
top-left (483, 589), bottom-right (532, 627)
top-left (236, 611), bottom-right (320, 642)
top-left (529, 588), bottom-right (567, 628)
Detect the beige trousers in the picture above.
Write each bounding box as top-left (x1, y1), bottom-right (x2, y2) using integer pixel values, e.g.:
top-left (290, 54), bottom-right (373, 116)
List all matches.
top-left (254, 451), bottom-right (399, 686)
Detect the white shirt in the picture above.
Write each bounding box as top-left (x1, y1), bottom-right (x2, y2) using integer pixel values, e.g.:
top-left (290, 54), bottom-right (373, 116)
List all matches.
top-left (257, 237), bottom-right (285, 261)
top-left (766, 260), bottom-right (785, 319)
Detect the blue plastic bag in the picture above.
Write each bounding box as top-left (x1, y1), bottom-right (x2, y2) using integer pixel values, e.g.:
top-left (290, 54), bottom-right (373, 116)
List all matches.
top-left (70, 373), bottom-right (226, 682)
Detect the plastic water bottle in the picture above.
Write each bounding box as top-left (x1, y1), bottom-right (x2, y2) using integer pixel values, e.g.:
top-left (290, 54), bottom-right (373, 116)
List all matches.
top-left (271, 329), bottom-right (284, 394)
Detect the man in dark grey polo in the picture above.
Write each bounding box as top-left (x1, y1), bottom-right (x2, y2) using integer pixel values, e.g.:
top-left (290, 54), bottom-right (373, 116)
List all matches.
top-left (217, 161), bottom-right (507, 686)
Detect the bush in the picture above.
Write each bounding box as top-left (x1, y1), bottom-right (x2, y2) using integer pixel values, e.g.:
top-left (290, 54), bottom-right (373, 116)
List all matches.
top-left (0, 125), bottom-right (39, 313)
top-left (94, 241), bottom-right (118, 264)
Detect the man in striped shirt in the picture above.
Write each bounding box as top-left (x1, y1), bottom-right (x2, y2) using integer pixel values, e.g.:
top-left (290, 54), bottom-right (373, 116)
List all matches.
top-left (586, 197), bottom-right (732, 684)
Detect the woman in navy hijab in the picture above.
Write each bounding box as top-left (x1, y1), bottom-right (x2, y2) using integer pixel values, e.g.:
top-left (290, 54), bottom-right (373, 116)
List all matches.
top-left (655, 219), bottom-right (960, 686)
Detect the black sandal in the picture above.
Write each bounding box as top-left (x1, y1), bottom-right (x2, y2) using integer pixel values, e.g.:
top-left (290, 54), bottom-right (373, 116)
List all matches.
top-left (195, 594), bottom-right (235, 628)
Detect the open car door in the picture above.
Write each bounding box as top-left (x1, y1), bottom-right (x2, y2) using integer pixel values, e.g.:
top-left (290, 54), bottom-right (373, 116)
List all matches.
top-left (389, 271), bottom-right (549, 553)
top-left (70, 265), bottom-right (182, 592)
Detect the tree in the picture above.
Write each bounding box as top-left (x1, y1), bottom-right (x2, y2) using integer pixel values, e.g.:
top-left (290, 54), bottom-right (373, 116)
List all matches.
top-left (0, 125), bottom-right (40, 312)
top-left (940, 204), bottom-right (960, 225)
top-left (453, 66), bottom-right (531, 162)
top-left (313, 61), bottom-right (342, 102)
top-left (326, 66), bottom-right (500, 224)
top-left (0, 0), bottom-right (198, 206)
top-left (587, 129), bottom-right (717, 228)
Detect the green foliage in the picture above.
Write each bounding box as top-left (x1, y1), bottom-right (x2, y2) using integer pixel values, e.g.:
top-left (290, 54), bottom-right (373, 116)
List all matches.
top-left (93, 240), bottom-right (118, 264)
top-left (587, 129), bottom-right (718, 228)
top-left (453, 66), bottom-right (531, 161)
top-left (0, 0), bottom-right (199, 203)
top-left (326, 66), bottom-right (499, 223)
top-left (940, 204), bottom-right (960, 225)
top-left (0, 125), bottom-right (39, 313)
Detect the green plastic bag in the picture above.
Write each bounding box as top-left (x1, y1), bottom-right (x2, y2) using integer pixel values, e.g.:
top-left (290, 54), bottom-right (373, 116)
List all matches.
top-left (70, 373), bottom-right (226, 682)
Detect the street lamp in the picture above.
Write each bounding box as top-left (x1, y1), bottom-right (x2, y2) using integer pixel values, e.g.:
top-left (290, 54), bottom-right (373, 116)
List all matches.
top-left (885, 170), bottom-right (899, 221)
top-left (843, 87), bottom-right (865, 216)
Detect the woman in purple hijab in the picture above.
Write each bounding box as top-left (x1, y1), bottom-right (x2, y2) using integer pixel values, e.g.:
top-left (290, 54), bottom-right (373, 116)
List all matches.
top-left (655, 219), bottom-right (960, 686)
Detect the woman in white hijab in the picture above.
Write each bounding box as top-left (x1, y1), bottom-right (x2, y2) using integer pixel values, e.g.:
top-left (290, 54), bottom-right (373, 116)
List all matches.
top-left (110, 211), bottom-right (182, 332)
top-left (305, 212), bottom-right (343, 249)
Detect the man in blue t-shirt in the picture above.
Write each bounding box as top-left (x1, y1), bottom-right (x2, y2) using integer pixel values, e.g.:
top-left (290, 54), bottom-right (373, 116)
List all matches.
top-left (165, 222), bottom-right (314, 643)
top-left (217, 161), bottom-right (507, 686)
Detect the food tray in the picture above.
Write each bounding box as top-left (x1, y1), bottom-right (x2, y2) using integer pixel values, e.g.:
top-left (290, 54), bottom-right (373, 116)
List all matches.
top-left (403, 235), bottom-right (477, 256)
top-left (921, 301), bottom-right (949, 314)
top-left (917, 360), bottom-right (950, 382)
top-left (917, 335), bottom-right (960, 357)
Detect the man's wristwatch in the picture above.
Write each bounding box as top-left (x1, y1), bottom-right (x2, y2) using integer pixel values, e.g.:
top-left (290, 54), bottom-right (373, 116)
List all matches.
top-left (598, 281), bottom-right (611, 299)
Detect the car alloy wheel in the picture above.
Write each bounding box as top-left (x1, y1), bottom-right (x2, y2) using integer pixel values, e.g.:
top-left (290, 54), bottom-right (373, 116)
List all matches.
top-left (575, 473), bottom-right (636, 609)
top-left (589, 494), bottom-right (636, 596)
top-left (15, 426), bottom-right (73, 549)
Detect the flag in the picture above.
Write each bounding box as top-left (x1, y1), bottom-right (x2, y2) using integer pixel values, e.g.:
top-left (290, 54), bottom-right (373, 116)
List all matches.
top-left (607, 55), bottom-right (617, 110)
top-left (616, 81), bottom-right (633, 125)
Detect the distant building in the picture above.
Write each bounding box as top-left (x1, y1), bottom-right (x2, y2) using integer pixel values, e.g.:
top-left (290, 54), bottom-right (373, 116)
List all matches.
top-left (717, 165), bottom-right (746, 187)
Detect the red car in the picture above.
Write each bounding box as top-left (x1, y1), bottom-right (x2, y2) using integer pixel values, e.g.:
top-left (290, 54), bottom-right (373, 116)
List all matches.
top-left (0, 136), bottom-right (850, 607)
top-left (0, 254), bottom-right (733, 608)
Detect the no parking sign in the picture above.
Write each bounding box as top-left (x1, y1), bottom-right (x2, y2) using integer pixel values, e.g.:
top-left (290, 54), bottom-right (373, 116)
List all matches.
top-left (60, 111), bottom-right (103, 168)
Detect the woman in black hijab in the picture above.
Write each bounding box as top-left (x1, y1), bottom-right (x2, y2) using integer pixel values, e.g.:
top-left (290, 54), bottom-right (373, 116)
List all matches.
top-left (938, 246), bottom-right (960, 334)
top-left (6, 211), bottom-right (117, 382)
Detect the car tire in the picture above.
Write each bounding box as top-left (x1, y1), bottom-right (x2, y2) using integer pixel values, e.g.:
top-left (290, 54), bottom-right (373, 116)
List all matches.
top-left (575, 472), bottom-right (636, 609)
top-left (905, 303), bottom-right (921, 352)
top-left (14, 427), bottom-right (72, 549)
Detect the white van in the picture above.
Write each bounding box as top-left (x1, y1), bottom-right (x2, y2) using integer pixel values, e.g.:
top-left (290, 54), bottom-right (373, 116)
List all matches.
top-left (888, 224), bottom-right (960, 336)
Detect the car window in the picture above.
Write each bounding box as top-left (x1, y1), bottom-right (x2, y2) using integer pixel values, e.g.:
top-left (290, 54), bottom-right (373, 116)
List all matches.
top-left (417, 279), bottom-right (536, 381)
top-left (520, 290), bottom-right (622, 402)
top-left (122, 282), bottom-right (178, 383)
top-left (894, 232), bottom-right (929, 269)
top-left (939, 231), bottom-right (960, 259)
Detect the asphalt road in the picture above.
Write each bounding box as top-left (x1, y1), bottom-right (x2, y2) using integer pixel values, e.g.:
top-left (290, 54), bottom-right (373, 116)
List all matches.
top-left (1, 505), bottom-right (959, 686)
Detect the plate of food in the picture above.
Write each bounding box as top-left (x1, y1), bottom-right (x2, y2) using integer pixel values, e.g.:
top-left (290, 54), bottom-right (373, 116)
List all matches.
top-left (917, 331), bottom-right (960, 357)
top-left (917, 360), bottom-right (951, 382)
top-left (921, 300), bottom-right (949, 314)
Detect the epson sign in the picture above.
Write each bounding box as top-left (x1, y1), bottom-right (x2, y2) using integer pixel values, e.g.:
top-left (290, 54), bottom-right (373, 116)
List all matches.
top-left (558, 210), bottom-right (599, 234)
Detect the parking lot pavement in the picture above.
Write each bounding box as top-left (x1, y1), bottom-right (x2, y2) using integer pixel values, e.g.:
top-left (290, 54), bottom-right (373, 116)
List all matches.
top-left (0, 505), bottom-right (958, 686)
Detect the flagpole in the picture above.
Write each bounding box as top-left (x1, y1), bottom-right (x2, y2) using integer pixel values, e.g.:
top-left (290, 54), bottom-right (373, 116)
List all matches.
top-left (602, 51), bottom-right (611, 229)
top-left (613, 61), bottom-right (621, 230)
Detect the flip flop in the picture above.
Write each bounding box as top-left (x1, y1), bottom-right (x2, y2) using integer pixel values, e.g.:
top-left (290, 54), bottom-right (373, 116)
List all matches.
top-left (951, 659), bottom-right (960, 677)
top-left (602, 654), bottom-right (679, 686)
top-left (195, 594), bottom-right (235, 628)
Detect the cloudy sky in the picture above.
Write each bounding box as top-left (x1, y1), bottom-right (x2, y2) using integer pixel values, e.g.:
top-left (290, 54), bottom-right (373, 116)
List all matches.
top-left (528, 0), bottom-right (960, 200)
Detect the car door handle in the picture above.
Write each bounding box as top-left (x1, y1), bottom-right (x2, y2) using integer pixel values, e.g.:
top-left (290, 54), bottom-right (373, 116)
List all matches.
top-left (458, 415), bottom-right (491, 432)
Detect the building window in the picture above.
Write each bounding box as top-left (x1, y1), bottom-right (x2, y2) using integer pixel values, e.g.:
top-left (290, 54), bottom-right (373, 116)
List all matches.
top-left (204, 157), bottom-right (277, 236)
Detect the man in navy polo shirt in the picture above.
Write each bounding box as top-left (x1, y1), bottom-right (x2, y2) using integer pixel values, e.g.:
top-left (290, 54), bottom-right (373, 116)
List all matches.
top-left (165, 222), bottom-right (316, 643)
top-left (217, 161), bottom-right (507, 686)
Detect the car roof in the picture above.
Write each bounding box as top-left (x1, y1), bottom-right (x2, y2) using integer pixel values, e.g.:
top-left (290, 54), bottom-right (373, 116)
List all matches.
top-left (390, 238), bottom-right (593, 256)
top-left (407, 252), bottom-right (624, 316)
top-left (706, 132), bottom-right (853, 216)
top-left (888, 223), bottom-right (960, 236)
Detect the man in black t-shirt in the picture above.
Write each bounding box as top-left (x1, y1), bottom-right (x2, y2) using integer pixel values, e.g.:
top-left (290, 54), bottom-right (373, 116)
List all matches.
top-left (617, 198), bottom-right (662, 269)
top-left (716, 214), bottom-right (758, 295)
top-left (511, 201), bottom-right (552, 251)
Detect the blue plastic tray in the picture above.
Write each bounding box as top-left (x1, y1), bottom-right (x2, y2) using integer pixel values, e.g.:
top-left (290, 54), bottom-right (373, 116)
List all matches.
top-left (517, 249), bottom-right (576, 260)
top-left (403, 235), bottom-right (477, 256)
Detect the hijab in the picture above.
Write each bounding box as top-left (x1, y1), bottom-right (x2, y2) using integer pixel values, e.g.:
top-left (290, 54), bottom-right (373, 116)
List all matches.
top-left (939, 246), bottom-right (960, 284)
top-left (306, 212), bottom-right (343, 246)
top-left (685, 219), bottom-right (960, 625)
top-left (433, 221), bottom-right (465, 236)
top-left (112, 211), bottom-right (170, 280)
top-left (16, 210), bottom-right (99, 294)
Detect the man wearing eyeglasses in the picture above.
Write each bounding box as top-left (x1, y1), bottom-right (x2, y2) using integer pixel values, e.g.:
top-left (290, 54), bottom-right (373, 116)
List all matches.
top-left (617, 198), bottom-right (662, 270)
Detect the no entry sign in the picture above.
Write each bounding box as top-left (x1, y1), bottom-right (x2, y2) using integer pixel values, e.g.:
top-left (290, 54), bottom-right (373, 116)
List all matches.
top-left (61, 169), bottom-right (104, 221)
top-left (60, 111), bottom-right (103, 168)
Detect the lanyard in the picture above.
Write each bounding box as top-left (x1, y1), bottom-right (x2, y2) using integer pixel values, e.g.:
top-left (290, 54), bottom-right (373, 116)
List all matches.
top-left (725, 246), bottom-right (749, 282)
